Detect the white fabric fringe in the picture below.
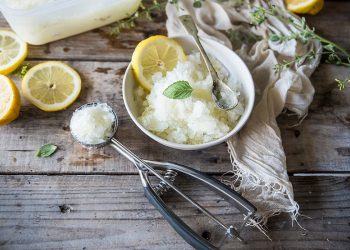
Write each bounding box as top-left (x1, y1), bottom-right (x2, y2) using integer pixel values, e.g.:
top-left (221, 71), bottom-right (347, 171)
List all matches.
top-left (166, 0), bottom-right (321, 229)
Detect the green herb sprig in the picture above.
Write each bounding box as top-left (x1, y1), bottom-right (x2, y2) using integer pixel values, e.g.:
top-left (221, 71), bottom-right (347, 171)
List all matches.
top-left (110, 0), bottom-right (207, 36)
top-left (250, 5), bottom-right (350, 89)
top-left (250, 5), bottom-right (350, 68)
top-left (250, 5), bottom-right (277, 25)
top-left (12, 63), bottom-right (31, 78)
top-left (335, 78), bottom-right (350, 91)
top-left (273, 50), bottom-right (316, 74)
top-left (163, 80), bottom-right (193, 99)
top-left (110, 0), bottom-right (166, 37)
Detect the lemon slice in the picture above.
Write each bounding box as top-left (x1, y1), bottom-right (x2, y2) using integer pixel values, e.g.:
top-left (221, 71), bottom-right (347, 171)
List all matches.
top-left (131, 35), bottom-right (186, 91)
top-left (0, 30), bottom-right (28, 75)
top-left (286, 0), bottom-right (324, 15)
top-left (0, 74), bottom-right (21, 126)
top-left (22, 62), bottom-right (81, 112)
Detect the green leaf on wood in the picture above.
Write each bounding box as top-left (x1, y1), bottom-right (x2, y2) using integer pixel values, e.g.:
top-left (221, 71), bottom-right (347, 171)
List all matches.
top-left (36, 144), bottom-right (58, 158)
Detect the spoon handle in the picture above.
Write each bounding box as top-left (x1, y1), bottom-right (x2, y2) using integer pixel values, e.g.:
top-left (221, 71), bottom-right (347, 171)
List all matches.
top-left (179, 15), bottom-right (219, 82)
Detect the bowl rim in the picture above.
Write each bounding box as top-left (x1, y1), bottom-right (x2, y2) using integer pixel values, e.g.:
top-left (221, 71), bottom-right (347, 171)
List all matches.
top-left (122, 35), bottom-right (255, 150)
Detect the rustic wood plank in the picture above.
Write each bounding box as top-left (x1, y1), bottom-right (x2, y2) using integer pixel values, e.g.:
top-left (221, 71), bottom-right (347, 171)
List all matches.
top-left (281, 63), bottom-right (350, 173)
top-left (0, 61), bottom-right (348, 174)
top-left (0, 1), bottom-right (349, 61)
top-left (0, 175), bottom-right (349, 249)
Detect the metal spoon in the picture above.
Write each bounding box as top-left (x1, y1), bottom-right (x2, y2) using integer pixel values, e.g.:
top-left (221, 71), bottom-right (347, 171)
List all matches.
top-left (179, 15), bottom-right (238, 110)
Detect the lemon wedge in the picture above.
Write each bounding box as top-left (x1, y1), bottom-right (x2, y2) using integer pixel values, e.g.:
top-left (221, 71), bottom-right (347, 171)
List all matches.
top-left (0, 30), bottom-right (28, 75)
top-left (0, 74), bottom-right (21, 126)
top-left (285, 0), bottom-right (324, 15)
top-left (131, 35), bottom-right (186, 91)
top-left (22, 62), bottom-right (81, 112)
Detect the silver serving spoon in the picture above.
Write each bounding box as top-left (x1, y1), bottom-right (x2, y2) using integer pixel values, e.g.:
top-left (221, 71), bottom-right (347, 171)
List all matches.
top-left (179, 15), bottom-right (238, 110)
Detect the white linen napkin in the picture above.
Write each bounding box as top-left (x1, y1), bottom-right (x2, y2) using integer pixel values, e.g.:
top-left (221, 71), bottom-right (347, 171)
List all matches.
top-left (166, 0), bottom-right (321, 230)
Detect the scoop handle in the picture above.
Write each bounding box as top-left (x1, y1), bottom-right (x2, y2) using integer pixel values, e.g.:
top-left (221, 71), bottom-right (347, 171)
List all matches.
top-left (143, 184), bottom-right (217, 250)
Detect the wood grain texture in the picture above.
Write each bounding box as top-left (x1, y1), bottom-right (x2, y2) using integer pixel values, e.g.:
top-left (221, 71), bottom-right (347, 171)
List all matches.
top-left (303, 0), bottom-right (350, 52)
top-left (0, 1), bottom-right (349, 174)
top-left (0, 1), bottom-right (349, 249)
top-left (281, 63), bottom-right (350, 173)
top-left (0, 175), bottom-right (349, 249)
top-left (0, 61), bottom-right (348, 174)
top-left (0, 1), bottom-right (349, 61)
top-left (0, 61), bottom-right (232, 173)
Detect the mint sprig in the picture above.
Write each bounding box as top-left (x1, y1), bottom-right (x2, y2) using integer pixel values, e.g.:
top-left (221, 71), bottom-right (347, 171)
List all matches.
top-left (36, 144), bottom-right (58, 158)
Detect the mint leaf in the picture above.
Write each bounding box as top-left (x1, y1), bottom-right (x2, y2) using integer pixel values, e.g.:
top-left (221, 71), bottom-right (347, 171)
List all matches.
top-left (163, 81), bottom-right (193, 99)
top-left (36, 144), bottom-right (58, 158)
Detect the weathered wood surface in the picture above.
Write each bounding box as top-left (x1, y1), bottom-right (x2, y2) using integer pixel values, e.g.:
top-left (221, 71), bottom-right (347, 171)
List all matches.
top-left (0, 0), bottom-right (349, 249)
top-left (0, 1), bottom-right (349, 174)
top-left (0, 62), bottom-right (348, 174)
top-left (0, 175), bottom-right (349, 249)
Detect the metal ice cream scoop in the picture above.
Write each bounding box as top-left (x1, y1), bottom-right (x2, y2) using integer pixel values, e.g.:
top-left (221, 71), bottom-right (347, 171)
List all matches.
top-left (70, 102), bottom-right (256, 249)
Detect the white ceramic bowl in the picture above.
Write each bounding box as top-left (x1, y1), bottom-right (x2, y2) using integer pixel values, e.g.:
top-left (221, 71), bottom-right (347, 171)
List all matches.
top-left (122, 36), bottom-right (255, 150)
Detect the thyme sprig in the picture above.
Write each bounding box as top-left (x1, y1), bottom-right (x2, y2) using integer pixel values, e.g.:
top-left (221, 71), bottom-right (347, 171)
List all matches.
top-left (268, 18), bottom-right (315, 44)
top-left (335, 78), bottom-right (350, 91)
top-left (110, 1), bottom-right (166, 36)
top-left (12, 63), bottom-right (31, 78)
top-left (250, 5), bottom-right (350, 89)
top-left (109, 0), bottom-right (208, 36)
top-left (273, 50), bottom-right (316, 74)
top-left (250, 5), bottom-right (350, 67)
top-left (250, 5), bottom-right (277, 25)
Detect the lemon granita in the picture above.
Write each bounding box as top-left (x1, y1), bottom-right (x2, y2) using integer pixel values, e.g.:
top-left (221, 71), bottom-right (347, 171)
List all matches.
top-left (70, 103), bottom-right (116, 145)
top-left (137, 53), bottom-right (244, 145)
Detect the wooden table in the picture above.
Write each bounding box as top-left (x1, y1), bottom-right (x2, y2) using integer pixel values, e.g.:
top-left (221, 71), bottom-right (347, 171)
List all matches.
top-left (0, 1), bottom-right (349, 249)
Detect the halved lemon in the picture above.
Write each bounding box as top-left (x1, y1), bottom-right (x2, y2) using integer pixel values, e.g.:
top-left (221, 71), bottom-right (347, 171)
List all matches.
top-left (0, 30), bottom-right (28, 75)
top-left (0, 74), bottom-right (21, 126)
top-left (22, 62), bottom-right (81, 112)
top-left (131, 35), bottom-right (186, 91)
top-left (285, 0), bottom-right (324, 15)
top-left (307, 0), bottom-right (324, 15)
